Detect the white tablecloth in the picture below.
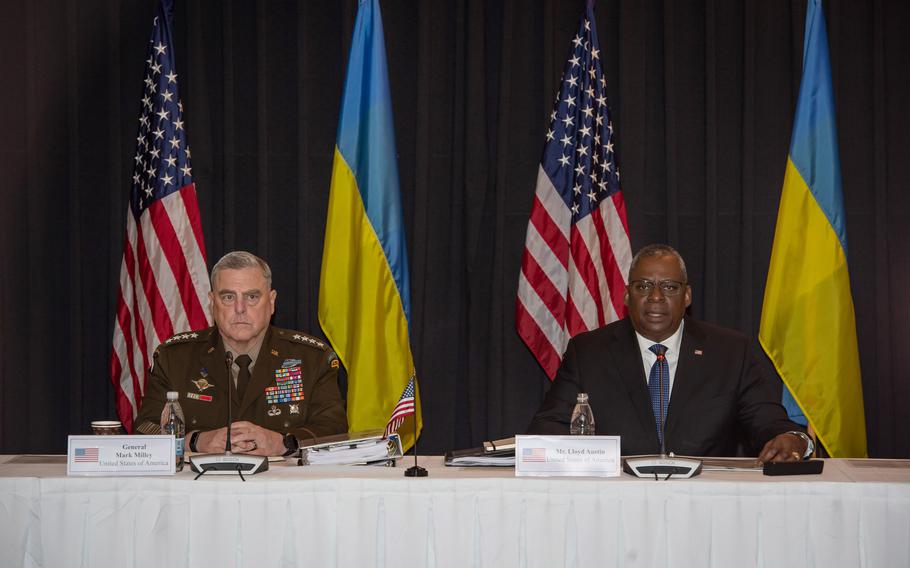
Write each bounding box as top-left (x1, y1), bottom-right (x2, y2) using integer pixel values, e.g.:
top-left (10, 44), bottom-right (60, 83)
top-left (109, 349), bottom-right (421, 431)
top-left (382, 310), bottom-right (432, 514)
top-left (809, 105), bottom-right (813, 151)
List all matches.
top-left (1, 456), bottom-right (908, 568)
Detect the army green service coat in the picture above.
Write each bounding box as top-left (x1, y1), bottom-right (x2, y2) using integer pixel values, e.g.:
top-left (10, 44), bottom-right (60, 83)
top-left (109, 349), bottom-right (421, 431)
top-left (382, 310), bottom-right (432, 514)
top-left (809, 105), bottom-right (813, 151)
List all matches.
top-left (136, 325), bottom-right (348, 444)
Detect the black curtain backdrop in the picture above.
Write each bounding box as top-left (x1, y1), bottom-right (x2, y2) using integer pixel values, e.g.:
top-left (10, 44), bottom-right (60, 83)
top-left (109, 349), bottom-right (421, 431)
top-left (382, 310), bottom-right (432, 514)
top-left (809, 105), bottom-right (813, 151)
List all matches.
top-left (1, 0), bottom-right (907, 457)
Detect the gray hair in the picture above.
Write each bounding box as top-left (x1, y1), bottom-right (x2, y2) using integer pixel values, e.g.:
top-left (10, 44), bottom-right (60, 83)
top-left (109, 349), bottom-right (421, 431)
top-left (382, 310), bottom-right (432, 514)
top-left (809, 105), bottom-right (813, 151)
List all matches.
top-left (210, 251), bottom-right (273, 289)
top-left (629, 244), bottom-right (688, 282)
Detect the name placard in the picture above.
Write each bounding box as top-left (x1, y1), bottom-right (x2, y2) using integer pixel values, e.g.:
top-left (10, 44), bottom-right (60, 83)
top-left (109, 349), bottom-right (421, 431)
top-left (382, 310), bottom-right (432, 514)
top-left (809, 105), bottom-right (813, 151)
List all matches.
top-left (515, 435), bottom-right (621, 477)
top-left (67, 435), bottom-right (176, 476)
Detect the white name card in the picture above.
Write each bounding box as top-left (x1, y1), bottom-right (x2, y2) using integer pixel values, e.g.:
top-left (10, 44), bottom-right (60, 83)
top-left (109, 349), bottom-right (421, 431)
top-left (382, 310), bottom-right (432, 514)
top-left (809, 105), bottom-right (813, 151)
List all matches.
top-left (67, 435), bottom-right (176, 476)
top-left (515, 435), bottom-right (621, 477)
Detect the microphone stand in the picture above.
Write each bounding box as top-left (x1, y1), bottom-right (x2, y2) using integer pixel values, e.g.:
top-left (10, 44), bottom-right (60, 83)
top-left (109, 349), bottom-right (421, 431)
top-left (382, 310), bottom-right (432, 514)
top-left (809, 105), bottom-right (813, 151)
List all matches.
top-left (623, 350), bottom-right (702, 479)
top-left (189, 351), bottom-right (269, 478)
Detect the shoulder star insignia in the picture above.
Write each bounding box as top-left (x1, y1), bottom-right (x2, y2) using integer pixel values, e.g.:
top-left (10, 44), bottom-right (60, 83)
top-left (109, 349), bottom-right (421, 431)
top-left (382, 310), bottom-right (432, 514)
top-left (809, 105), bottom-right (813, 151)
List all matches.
top-left (291, 333), bottom-right (325, 348)
top-left (164, 332), bottom-right (200, 344)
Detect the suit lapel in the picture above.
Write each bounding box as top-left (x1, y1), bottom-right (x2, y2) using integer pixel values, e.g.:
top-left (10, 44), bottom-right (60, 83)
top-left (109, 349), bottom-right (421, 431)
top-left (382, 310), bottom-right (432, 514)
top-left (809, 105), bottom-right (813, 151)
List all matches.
top-left (610, 320), bottom-right (658, 439)
top-left (665, 318), bottom-right (706, 434)
top-left (238, 326), bottom-right (277, 417)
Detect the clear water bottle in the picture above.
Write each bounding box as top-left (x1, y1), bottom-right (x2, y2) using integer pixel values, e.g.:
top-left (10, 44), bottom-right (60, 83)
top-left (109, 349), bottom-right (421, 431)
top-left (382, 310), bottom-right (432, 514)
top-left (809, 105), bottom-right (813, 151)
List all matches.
top-left (160, 391), bottom-right (186, 471)
top-left (570, 392), bottom-right (595, 435)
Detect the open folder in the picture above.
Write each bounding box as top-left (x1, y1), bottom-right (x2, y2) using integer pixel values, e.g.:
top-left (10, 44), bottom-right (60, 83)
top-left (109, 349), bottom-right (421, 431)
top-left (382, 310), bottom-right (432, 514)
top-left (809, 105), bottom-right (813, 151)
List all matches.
top-left (444, 437), bottom-right (516, 467)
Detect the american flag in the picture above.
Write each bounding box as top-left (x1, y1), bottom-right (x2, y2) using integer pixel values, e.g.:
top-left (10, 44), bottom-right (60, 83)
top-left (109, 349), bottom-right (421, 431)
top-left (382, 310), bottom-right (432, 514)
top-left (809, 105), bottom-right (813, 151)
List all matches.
top-left (74, 447), bottom-right (100, 463)
top-left (109, 0), bottom-right (211, 432)
top-left (516, 0), bottom-right (632, 379)
top-left (384, 376), bottom-right (416, 437)
top-left (521, 447), bottom-right (548, 463)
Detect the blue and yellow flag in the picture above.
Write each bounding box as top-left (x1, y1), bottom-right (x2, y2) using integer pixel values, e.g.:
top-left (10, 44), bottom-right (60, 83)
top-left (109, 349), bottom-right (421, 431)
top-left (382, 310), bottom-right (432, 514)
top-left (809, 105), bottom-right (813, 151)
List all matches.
top-left (759, 0), bottom-right (866, 457)
top-left (318, 0), bottom-right (421, 449)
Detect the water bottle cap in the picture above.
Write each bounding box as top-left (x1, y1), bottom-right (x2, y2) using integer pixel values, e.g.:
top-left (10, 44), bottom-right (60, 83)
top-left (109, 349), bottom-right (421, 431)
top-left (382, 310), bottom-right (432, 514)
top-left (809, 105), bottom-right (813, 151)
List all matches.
top-left (166, 391), bottom-right (179, 401)
top-left (576, 392), bottom-right (589, 403)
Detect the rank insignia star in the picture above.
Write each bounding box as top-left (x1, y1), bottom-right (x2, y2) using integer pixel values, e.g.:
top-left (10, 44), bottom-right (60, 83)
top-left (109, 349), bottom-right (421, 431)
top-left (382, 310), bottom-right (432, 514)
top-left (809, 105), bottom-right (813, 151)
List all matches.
top-left (292, 333), bottom-right (325, 348)
top-left (164, 332), bottom-right (198, 344)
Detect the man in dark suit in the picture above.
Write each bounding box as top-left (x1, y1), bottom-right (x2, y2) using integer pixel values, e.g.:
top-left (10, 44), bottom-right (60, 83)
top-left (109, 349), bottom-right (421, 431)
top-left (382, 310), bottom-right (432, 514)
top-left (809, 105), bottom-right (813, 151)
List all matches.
top-left (136, 251), bottom-right (347, 456)
top-left (528, 244), bottom-right (811, 462)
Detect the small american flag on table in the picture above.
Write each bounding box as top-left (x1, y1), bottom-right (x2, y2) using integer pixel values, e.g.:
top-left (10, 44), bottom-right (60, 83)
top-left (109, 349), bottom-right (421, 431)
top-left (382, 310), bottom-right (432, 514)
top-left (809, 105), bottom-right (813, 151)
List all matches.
top-left (384, 376), bottom-right (416, 437)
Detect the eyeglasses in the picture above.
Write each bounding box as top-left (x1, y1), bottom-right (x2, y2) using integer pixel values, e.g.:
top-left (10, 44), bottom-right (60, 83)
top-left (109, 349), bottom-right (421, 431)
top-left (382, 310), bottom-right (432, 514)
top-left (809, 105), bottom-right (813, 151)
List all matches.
top-left (628, 279), bottom-right (687, 297)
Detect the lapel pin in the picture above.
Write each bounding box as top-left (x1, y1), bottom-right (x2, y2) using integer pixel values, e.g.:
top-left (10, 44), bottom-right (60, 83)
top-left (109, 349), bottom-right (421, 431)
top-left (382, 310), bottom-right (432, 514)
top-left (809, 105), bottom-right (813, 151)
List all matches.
top-left (694, 349), bottom-right (703, 356)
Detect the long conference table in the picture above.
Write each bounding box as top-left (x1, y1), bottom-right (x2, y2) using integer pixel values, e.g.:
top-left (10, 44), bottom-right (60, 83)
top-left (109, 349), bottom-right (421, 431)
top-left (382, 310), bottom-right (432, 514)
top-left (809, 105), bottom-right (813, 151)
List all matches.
top-left (1, 454), bottom-right (909, 568)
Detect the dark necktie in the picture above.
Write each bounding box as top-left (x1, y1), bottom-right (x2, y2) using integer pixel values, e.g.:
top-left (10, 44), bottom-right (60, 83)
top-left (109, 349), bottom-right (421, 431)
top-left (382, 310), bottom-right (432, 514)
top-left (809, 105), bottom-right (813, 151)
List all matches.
top-left (235, 354), bottom-right (252, 397)
top-left (648, 344), bottom-right (669, 445)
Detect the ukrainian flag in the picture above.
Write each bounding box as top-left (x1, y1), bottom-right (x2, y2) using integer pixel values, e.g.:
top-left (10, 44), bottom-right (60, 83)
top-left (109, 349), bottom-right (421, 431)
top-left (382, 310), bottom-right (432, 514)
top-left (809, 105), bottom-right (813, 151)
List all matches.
top-left (318, 0), bottom-right (421, 449)
top-left (759, 0), bottom-right (866, 457)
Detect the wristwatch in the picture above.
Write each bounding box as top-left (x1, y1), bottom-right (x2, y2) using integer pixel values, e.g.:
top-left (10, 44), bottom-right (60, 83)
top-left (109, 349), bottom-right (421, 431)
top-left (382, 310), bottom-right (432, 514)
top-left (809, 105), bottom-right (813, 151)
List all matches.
top-left (282, 433), bottom-right (299, 457)
top-left (188, 430), bottom-right (201, 453)
top-left (786, 430), bottom-right (815, 458)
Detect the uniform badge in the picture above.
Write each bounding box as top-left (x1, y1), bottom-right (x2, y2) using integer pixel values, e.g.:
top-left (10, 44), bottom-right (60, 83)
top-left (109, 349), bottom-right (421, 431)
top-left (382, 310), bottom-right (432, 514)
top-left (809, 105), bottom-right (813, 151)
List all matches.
top-left (271, 348), bottom-right (279, 356)
top-left (192, 377), bottom-right (214, 392)
top-left (268, 404), bottom-right (281, 417)
top-left (282, 358), bottom-right (301, 368)
top-left (187, 392), bottom-right (213, 402)
top-left (289, 403), bottom-right (300, 415)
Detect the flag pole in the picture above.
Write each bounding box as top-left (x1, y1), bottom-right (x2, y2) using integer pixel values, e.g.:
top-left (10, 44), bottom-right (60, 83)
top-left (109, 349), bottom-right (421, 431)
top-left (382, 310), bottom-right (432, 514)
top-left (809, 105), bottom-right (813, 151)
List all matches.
top-left (404, 415), bottom-right (427, 477)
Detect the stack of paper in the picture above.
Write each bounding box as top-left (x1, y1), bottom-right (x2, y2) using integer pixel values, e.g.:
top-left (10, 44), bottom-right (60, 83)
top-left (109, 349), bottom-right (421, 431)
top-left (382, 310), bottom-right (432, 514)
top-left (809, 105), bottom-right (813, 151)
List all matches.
top-left (445, 453), bottom-right (515, 467)
top-left (297, 430), bottom-right (403, 466)
top-left (444, 437), bottom-right (516, 467)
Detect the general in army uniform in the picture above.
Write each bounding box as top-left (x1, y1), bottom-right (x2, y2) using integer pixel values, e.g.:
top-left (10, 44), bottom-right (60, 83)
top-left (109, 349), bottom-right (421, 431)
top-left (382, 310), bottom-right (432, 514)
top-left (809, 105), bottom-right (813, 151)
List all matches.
top-left (135, 251), bottom-right (347, 456)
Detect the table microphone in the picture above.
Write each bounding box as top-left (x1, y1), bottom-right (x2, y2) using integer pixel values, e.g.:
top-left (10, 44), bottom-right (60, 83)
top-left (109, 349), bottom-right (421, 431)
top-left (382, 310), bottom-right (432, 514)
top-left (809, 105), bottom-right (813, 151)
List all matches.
top-left (189, 351), bottom-right (268, 479)
top-left (623, 349), bottom-right (702, 479)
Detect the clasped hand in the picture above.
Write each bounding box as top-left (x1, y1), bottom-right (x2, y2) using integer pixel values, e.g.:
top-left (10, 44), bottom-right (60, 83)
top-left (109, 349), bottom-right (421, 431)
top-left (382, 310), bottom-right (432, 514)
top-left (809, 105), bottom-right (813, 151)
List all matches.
top-left (192, 421), bottom-right (283, 456)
